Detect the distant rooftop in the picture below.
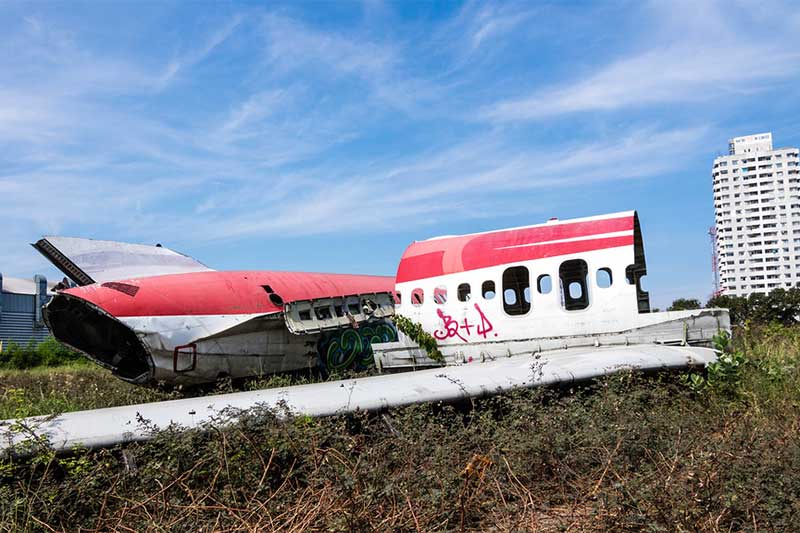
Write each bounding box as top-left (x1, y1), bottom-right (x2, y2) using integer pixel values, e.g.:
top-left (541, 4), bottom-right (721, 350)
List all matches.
top-left (0, 275), bottom-right (58, 295)
top-left (728, 132), bottom-right (773, 155)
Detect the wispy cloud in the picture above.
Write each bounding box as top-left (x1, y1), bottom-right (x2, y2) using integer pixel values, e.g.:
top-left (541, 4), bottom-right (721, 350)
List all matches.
top-left (484, 44), bottom-right (800, 121)
top-left (483, 1), bottom-right (800, 121)
top-left (158, 14), bottom-right (244, 88)
top-left (172, 125), bottom-right (712, 242)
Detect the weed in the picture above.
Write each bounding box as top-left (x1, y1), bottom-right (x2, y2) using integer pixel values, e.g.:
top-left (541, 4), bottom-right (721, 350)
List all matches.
top-left (0, 327), bottom-right (799, 531)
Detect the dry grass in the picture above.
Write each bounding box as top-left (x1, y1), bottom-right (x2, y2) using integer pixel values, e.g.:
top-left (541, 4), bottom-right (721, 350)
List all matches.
top-left (1, 325), bottom-right (799, 532)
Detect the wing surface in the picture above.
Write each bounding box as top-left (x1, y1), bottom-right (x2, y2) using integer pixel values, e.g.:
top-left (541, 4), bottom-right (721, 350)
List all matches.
top-left (32, 236), bottom-right (212, 286)
top-left (1, 344), bottom-right (716, 455)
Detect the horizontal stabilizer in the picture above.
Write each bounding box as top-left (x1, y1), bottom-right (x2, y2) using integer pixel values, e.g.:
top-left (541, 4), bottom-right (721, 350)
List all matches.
top-left (1, 344), bottom-right (716, 455)
top-left (32, 236), bottom-right (213, 286)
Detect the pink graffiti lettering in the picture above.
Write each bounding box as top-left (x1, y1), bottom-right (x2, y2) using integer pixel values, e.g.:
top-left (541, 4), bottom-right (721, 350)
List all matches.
top-left (433, 304), bottom-right (495, 342)
top-left (474, 303), bottom-right (495, 339)
top-left (433, 308), bottom-right (468, 342)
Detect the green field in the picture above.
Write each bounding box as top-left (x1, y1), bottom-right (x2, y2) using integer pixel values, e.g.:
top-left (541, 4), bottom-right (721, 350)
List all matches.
top-left (1, 325), bottom-right (799, 531)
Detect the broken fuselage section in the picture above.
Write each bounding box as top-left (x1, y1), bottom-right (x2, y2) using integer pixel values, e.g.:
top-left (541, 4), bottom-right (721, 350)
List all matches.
top-left (44, 271), bottom-right (395, 385)
top-left (372, 211), bottom-right (729, 368)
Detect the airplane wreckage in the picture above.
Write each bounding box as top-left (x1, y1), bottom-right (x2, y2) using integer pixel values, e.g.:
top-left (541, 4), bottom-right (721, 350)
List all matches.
top-left (1, 211), bottom-right (729, 454)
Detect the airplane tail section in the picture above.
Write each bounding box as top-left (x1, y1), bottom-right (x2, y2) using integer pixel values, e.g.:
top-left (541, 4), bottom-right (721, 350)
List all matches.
top-left (32, 236), bottom-right (213, 286)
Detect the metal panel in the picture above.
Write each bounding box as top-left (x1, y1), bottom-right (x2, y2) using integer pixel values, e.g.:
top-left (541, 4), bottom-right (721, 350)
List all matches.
top-left (0, 293), bottom-right (34, 313)
top-left (0, 311), bottom-right (49, 346)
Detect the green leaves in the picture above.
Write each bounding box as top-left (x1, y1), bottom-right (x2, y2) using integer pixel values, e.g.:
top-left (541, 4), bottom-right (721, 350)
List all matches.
top-left (393, 315), bottom-right (445, 364)
top-left (0, 337), bottom-right (84, 370)
top-left (707, 287), bottom-right (800, 327)
top-left (680, 331), bottom-right (745, 396)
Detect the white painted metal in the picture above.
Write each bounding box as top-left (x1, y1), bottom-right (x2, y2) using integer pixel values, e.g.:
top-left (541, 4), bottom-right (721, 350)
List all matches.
top-left (34, 236), bottom-right (212, 284)
top-left (0, 344), bottom-right (716, 455)
top-left (120, 313), bottom-right (320, 384)
top-left (375, 308), bottom-right (729, 368)
top-left (394, 241), bottom-right (647, 344)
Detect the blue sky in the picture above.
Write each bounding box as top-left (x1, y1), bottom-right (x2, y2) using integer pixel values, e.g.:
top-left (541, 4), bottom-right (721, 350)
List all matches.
top-left (1, 1), bottom-right (799, 308)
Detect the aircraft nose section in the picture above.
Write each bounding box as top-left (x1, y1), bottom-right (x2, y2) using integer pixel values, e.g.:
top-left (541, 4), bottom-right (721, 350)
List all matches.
top-left (44, 291), bottom-right (153, 384)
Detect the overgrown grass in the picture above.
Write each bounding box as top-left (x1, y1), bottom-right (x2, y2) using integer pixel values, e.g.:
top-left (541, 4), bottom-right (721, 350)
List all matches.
top-left (0, 365), bottom-right (333, 419)
top-left (0, 365), bottom-right (175, 419)
top-left (1, 326), bottom-right (799, 531)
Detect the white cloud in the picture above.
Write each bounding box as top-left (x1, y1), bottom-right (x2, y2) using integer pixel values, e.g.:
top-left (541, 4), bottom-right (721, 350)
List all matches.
top-left (169, 126), bottom-right (711, 243)
top-left (157, 14), bottom-right (244, 88)
top-left (483, 1), bottom-right (800, 121)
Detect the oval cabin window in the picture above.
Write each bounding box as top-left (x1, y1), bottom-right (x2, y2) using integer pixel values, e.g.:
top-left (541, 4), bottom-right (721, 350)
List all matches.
top-left (482, 281), bottom-right (496, 300)
top-left (411, 288), bottom-right (424, 306)
top-left (457, 283), bottom-right (471, 302)
top-left (433, 286), bottom-right (447, 305)
top-left (596, 268), bottom-right (613, 288)
top-left (537, 274), bottom-right (552, 294)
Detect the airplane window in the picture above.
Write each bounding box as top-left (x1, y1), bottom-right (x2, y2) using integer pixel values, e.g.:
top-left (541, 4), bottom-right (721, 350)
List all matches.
top-left (524, 286), bottom-right (531, 303)
top-left (502, 266), bottom-right (531, 315)
top-left (315, 306), bottom-right (333, 320)
top-left (626, 263), bottom-right (650, 313)
top-left (434, 286), bottom-right (447, 304)
top-left (411, 288), bottom-right (424, 306)
top-left (568, 282), bottom-right (583, 299)
top-left (559, 259), bottom-right (589, 311)
top-left (504, 289), bottom-right (516, 304)
top-left (457, 283), bottom-right (471, 302)
top-left (537, 274), bottom-right (552, 294)
top-left (482, 281), bottom-right (496, 300)
top-left (596, 268), bottom-right (613, 288)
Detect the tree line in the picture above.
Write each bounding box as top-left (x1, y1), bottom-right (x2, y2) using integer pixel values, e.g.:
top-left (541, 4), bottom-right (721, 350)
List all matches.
top-left (667, 288), bottom-right (800, 326)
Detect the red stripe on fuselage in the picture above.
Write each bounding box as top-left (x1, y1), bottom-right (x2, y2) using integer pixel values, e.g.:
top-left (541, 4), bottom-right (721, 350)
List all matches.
top-left (396, 216), bottom-right (635, 283)
top-left (397, 235), bottom-right (633, 283)
top-left (63, 271), bottom-right (395, 318)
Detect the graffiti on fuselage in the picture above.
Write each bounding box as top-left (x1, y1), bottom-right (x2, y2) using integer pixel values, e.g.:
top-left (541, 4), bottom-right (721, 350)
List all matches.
top-left (317, 320), bottom-right (399, 372)
top-left (433, 303), bottom-right (496, 342)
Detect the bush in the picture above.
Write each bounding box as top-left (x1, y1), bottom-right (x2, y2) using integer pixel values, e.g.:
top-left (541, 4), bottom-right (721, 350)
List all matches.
top-left (0, 338), bottom-right (84, 370)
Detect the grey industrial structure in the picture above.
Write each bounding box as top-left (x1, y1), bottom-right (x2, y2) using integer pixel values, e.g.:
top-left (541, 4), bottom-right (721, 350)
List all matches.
top-left (0, 273), bottom-right (53, 348)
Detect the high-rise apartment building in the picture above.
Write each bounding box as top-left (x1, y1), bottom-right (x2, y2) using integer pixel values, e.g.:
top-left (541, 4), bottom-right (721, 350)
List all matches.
top-left (712, 133), bottom-right (800, 297)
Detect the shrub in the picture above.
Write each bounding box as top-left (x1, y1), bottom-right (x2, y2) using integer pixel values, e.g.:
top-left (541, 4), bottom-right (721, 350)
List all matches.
top-left (668, 297), bottom-right (702, 311)
top-left (0, 338), bottom-right (84, 370)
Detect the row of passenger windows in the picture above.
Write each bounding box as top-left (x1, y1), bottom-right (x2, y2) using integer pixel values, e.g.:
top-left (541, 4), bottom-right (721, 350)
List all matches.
top-left (399, 260), bottom-right (624, 315)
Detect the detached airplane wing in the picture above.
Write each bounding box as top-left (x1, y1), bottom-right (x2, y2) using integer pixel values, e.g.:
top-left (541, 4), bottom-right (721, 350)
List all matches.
top-left (32, 236), bottom-right (213, 286)
top-left (1, 344), bottom-right (716, 454)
